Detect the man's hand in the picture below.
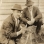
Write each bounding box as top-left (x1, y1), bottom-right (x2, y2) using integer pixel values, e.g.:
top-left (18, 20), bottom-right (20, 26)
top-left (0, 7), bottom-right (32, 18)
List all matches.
top-left (20, 25), bottom-right (27, 34)
top-left (27, 18), bottom-right (35, 25)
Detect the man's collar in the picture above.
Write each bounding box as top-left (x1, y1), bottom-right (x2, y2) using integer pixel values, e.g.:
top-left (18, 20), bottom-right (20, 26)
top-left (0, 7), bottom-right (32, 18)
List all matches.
top-left (12, 14), bottom-right (19, 20)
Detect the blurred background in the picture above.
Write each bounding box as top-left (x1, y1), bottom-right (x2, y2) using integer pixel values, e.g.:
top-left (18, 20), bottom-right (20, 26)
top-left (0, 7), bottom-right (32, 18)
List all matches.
top-left (0, 0), bottom-right (44, 30)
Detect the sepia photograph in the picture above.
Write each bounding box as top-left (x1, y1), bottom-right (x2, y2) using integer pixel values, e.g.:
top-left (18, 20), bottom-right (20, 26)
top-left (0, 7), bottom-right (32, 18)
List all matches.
top-left (0, 0), bottom-right (44, 44)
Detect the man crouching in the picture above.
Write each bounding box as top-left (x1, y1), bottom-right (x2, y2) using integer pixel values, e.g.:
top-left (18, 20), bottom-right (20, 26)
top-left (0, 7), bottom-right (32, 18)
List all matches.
top-left (0, 4), bottom-right (26, 44)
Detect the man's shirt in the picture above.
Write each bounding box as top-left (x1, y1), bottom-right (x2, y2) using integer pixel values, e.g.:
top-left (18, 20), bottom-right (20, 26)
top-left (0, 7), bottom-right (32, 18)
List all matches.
top-left (28, 7), bottom-right (34, 21)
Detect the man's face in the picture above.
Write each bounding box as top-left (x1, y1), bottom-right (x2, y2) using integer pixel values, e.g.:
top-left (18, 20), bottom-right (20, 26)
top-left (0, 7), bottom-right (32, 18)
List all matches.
top-left (13, 10), bottom-right (21, 18)
top-left (28, 5), bottom-right (33, 10)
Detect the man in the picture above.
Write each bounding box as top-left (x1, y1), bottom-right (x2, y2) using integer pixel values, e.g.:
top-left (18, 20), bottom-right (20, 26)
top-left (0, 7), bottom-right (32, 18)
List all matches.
top-left (19, 0), bottom-right (43, 44)
top-left (0, 4), bottom-right (26, 44)
top-left (20, 0), bottom-right (42, 34)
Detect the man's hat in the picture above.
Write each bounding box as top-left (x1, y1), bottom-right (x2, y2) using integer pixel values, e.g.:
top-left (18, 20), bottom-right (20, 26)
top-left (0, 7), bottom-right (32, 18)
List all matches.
top-left (25, 0), bottom-right (34, 6)
top-left (11, 4), bottom-right (22, 11)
